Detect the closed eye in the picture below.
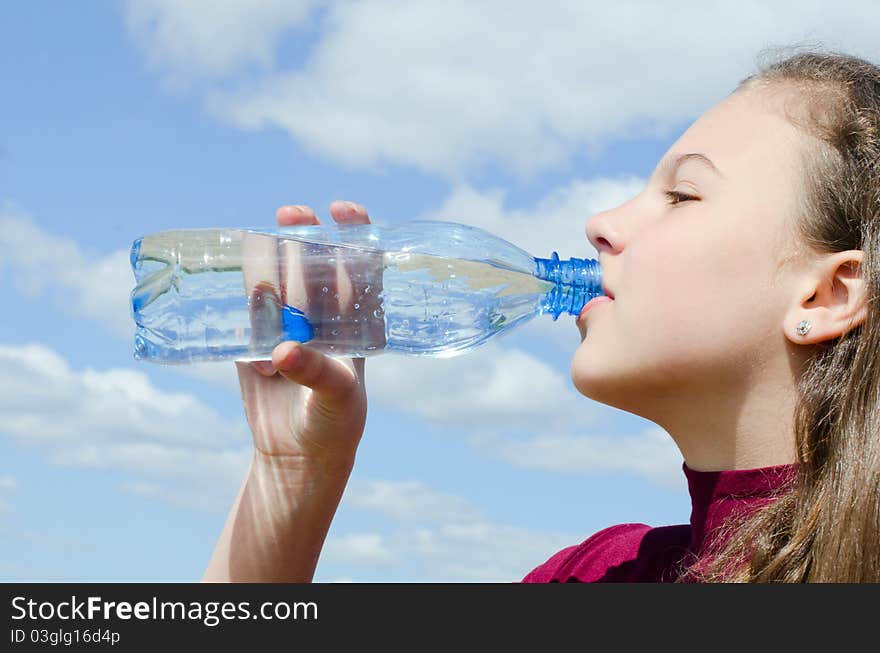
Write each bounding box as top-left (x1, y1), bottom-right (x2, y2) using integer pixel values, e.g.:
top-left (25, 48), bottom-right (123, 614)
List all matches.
top-left (664, 190), bottom-right (699, 205)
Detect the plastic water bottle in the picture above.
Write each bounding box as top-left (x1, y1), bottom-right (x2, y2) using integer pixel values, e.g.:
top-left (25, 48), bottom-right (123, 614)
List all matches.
top-left (130, 220), bottom-right (603, 364)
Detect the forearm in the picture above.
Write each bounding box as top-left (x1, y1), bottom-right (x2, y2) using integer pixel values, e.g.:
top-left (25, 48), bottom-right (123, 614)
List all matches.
top-left (202, 450), bottom-right (353, 582)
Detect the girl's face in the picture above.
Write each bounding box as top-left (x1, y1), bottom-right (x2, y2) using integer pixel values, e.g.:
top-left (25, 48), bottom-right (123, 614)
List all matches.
top-left (571, 87), bottom-right (810, 421)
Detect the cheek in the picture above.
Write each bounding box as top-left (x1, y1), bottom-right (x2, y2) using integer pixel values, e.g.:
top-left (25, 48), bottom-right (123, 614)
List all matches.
top-left (627, 217), bottom-right (758, 326)
top-left (569, 227), bottom-right (767, 395)
top-left (627, 242), bottom-right (759, 355)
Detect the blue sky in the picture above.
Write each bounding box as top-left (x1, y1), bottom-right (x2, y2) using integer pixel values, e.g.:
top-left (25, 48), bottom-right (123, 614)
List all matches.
top-left (2, 2), bottom-right (877, 581)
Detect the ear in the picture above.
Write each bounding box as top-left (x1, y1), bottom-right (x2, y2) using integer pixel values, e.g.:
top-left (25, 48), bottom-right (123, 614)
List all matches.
top-left (785, 250), bottom-right (868, 344)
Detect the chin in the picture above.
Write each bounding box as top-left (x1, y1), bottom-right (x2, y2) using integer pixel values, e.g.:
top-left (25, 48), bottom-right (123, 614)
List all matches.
top-left (571, 369), bottom-right (607, 402)
top-left (570, 364), bottom-right (645, 416)
top-left (569, 346), bottom-right (608, 400)
top-left (569, 344), bottom-right (646, 411)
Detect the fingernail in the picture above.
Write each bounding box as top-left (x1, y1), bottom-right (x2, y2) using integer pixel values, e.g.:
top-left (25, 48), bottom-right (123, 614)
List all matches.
top-left (253, 361), bottom-right (275, 375)
top-left (344, 201), bottom-right (361, 212)
top-left (275, 341), bottom-right (302, 368)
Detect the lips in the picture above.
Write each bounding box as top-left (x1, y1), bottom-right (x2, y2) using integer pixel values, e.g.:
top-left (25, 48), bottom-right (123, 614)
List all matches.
top-left (577, 295), bottom-right (613, 326)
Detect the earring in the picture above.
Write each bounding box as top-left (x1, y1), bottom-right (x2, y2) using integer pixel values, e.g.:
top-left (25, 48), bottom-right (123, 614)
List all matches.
top-left (796, 320), bottom-right (812, 336)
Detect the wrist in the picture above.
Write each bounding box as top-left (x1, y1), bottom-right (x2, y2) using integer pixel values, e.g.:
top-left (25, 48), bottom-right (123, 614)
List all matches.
top-left (250, 446), bottom-right (355, 487)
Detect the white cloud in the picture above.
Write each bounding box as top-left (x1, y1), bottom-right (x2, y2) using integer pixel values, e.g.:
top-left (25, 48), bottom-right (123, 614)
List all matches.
top-left (0, 343), bottom-right (251, 512)
top-left (128, 0), bottom-right (880, 177)
top-left (125, 0), bottom-right (323, 83)
top-left (0, 208), bottom-right (133, 338)
top-left (344, 479), bottom-right (482, 524)
top-left (473, 426), bottom-right (684, 489)
top-left (394, 522), bottom-right (574, 582)
top-left (326, 522), bottom-right (584, 583)
top-left (323, 533), bottom-right (397, 567)
top-left (174, 362), bottom-right (242, 395)
top-left (366, 342), bottom-right (603, 433)
top-left (121, 477), bottom-right (246, 512)
top-left (324, 477), bottom-right (576, 581)
top-left (0, 344), bottom-right (245, 448)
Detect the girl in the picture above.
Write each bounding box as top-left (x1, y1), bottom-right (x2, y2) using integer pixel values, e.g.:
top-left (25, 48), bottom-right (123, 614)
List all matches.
top-left (204, 49), bottom-right (880, 583)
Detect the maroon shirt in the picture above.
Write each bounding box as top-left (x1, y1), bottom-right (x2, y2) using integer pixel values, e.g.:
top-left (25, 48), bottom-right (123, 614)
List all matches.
top-left (522, 461), bottom-right (797, 582)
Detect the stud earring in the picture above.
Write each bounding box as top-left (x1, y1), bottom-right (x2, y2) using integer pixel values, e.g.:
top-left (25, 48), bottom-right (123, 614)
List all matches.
top-left (796, 320), bottom-right (812, 336)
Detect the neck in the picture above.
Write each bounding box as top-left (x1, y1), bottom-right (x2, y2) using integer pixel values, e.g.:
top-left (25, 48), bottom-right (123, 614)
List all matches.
top-left (641, 369), bottom-right (800, 473)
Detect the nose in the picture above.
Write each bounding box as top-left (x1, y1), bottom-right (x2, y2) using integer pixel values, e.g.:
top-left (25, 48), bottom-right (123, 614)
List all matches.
top-left (586, 208), bottom-right (622, 255)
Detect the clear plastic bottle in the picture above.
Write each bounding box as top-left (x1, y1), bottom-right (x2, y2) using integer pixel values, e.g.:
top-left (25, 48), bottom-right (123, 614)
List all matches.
top-left (130, 221), bottom-right (603, 364)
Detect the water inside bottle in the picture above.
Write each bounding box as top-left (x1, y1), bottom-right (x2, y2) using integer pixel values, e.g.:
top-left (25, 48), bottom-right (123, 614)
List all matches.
top-left (380, 251), bottom-right (554, 356)
top-left (131, 230), bottom-right (555, 362)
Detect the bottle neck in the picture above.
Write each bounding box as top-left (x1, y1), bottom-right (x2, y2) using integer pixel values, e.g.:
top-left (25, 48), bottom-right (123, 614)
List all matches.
top-left (534, 253), bottom-right (603, 320)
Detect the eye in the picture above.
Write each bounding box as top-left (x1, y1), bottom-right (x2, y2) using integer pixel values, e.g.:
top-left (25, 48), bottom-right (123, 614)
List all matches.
top-left (664, 190), bottom-right (699, 205)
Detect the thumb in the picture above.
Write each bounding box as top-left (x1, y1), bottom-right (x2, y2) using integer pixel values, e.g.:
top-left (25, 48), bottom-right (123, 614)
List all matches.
top-left (271, 341), bottom-right (360, 398)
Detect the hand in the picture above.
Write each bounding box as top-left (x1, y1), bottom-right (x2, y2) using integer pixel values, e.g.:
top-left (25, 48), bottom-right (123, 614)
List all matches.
top-left (235, 201), bottom-right (374, 472)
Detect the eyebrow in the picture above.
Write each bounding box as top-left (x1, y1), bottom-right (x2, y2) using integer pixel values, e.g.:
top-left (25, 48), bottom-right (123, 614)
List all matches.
top-left (655, 152), bottom-right (724, 180)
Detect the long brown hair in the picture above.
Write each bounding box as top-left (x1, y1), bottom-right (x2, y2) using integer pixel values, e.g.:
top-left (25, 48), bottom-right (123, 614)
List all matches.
top-left (681, 47), bottom-right (880, 582)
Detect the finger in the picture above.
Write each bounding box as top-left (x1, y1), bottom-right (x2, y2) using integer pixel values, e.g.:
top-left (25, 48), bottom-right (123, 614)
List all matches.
top-left (276, 204), bottom-right (330, 343)
top-left (327, 200), bottom-right (367, 308)
top-left (327, 202), bottom-right (384, 353)
top-left (329, 200), bottom-right (371, 224)
top-left (272, 341), bottom-right (358, 399)
top-left (250, 360), bottom-right (277, 376)
top-left (277, 205), bottom-right (320, 226)
top-left (241, 233), bottom-right (283, 354)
